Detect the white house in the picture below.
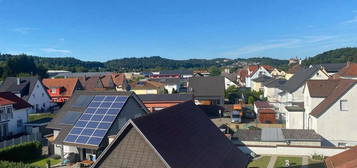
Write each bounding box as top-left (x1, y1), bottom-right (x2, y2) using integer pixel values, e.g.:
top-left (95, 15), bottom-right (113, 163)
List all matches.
top-left (221, 72), bottom-right (239, 89)
top-left (0, 77), bottom-right (53, 113)
top-left (0, 92), bottom-right (32, 140)
top-left (245, 65), bottom-right (272, 88)
top-left (306, 80), bottom-right (357, 147)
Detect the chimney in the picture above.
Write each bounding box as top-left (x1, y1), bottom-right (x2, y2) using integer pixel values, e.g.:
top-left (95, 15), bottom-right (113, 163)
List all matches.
top-left (17, 78), bottom-right (20, 85)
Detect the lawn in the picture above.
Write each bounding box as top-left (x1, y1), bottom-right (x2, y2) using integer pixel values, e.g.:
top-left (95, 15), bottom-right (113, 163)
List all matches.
top-left (274, 157), bottom-right (302, 168)
top-left (308, 159), bottom-right (326, 168)
top-left (28, 113), bottom-right (55, 122)
top-left (30, 158), bottom-right (61, 168)
top-left (248, 156), bottom-right (271, 168)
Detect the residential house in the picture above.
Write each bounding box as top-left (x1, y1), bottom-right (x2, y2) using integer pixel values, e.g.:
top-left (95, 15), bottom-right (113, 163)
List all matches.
top-left (319, 63), bottom-right (346, 76)
top-left (138, 94), bottom-right (193, 112)
top-left (149, 78), bottom-right (182, 93)
top-left (0, 92), bottom-right (32, 140)
top-left (130, 80), bottom-right (165, 95)
top-left (149, 70), bottom-right (193, 79)
top-left (232, 128), bottom-right (321, 147)
top-left (251, 75), bottom-right (272, 92)
top-left (306, 79), bottom-right (357, 146)
top-left (111, 73), bottom-right (129, 91)
top-left (245, 65), bottom-right (273, 88)
top-left (333, 62), bottom-right (357, 80)
top-left (78, 76), bottom-right (105, 91)
top-left (325, 145), bottom-right (357, 168)
top-left (221, 72), bottom-right (239, 89)
top-left (91, 101), bottom-right (249, 168)
top-left (100, 75), bottom-right (116, 90)
top-left (236, 69), bottom-right (248, 86)
top-left (263, 78), bottom-right (286, 102)
top-left (188, 76), bottom-right (225, 105)
top-left (46, 91), bottom-right (148, 161)
top-left (285, 64), bottom-right (303, 80)
top-left (42, 78), bottom-right (83, 103)
top-left (193, 70), bottom-right (210, 77)
top-left (0, 77), bottom-right (52, 113)
top-left (254, 101), bottom-right (276, 123)
top-left (270, 68), bottom-right (286, 78)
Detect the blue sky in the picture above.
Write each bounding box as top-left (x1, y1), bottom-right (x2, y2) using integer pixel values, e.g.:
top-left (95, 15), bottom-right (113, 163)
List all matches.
top-left (1, 0), bottom-right (357, 61)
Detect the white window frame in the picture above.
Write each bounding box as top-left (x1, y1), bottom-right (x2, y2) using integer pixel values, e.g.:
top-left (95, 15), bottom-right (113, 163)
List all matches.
top-left (340, 99), bottom-right (348, 111)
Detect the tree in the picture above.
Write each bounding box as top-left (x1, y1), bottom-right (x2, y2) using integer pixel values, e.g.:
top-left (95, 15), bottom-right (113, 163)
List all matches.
top-left (171, 88), bottom-right (178, 94)
top-left (225, 85), bottom-right (239, 104)
top-left (208, 66), bottom-right (221, 76)
top-left (248, 96), bottom-right (255, 104)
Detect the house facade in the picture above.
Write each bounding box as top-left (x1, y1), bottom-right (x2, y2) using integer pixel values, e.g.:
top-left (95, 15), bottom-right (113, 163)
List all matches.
top-left (0, 77), bottom-right (52, 113)
top-left (0, 92), bottom-right (32, 140)
top-left (245, 66), bottom-right (272, 88)
top-left (188, 76), bottom-right (225, 105)
top-left (130, 81), bottom-right (165, 95)
top-left (42, 78), bottom-right (83, 103)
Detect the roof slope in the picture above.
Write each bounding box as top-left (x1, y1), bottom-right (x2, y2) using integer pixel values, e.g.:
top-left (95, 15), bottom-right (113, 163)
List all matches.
top-left (281, 66), bottom-right (322, 93)
top-left (306, 80), bottom-right (340, 97)
top-left (325, 146), bottom-right (357, 168)
top-left (0, 77), bottom-right (39, 101)
top-left (188, 76), bottom-right (225, 97)
top-left (319, 63), bottom-right (346, 73)
top-left (42, 78), bottom-right (81, 97)
top-left (0, 92), bottom-right (32, 109)
top-left (95, 101), bottom-right (249, 168)
top-left (334, 62), bottom-right (357, 78)
top-left (130, 81), bottom-right (164, 90)
top-left (138, 94), bottom-right (193, 102)
top-left (263, 78), bottom-right (286, 88)
top-left (310, 79), bottom-right (356, 118)
top-left (78, 76), bottom-right (105, 91)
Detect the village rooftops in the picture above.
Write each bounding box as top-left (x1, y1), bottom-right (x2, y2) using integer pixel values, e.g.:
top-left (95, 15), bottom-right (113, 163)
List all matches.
top-left (92, 101), bottom-right (249, 168)
top-left (0, 77), bottom-right (41, 101)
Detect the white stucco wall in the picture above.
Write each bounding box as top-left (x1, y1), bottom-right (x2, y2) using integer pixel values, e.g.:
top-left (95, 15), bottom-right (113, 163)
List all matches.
top-left (27, 80), bottom-right (53, 113)
top-left (165, 84), bottom-right (179, 94)
top-left (310, 84), bottom-right (357, 146)
top-left (8, 108), bottom-right (29, 135)
top-left (224, 77), bottom-right (238, 90)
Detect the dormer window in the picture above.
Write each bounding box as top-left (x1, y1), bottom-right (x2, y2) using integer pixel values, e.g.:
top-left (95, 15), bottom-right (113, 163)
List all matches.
top-left (51, 88), bottom-right (56, 94)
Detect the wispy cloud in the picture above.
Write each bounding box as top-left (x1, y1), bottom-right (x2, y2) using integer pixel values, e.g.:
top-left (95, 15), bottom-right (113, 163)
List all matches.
top-left (341, 15), bottom-right (357, 24)
top-left (224, 35), bottom-right (338, 57)
top-left (11, 27), bottom-right (37, 34)
top-left (42, 48), bottom-right (71, 54)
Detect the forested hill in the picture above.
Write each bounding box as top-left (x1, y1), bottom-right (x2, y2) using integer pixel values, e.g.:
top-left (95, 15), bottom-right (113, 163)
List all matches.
top-left (304, 47), bottom-right (357, 65)
top-left (0, 53), bottom-right (288, 77)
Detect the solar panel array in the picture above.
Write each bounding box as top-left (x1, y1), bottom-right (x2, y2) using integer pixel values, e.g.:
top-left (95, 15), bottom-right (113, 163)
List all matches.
top-left (64, 95), bottom-right (128, 146)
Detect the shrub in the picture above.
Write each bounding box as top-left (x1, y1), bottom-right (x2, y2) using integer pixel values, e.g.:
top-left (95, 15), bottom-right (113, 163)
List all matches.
top-left (311, 153), bottom-right (324, 160)
top-left (0, 141), bottom-right (42, 162)
top-left (0, 160), bottom-right (36, 168)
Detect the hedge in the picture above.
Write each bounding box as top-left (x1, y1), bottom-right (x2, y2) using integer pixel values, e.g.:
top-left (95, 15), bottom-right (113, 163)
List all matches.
top-left (0, 160), bottom-right (37, 168)
top-left (0, 141), bottom-right (42, 162)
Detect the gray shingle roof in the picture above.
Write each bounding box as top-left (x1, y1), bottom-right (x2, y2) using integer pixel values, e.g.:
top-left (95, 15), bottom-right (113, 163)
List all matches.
top-left (233, 128), bottom-right (321, 141)
top-left (0, 77), bottom-right (40, 101)
top-left (252, 75), bottom-right (273, 83)
top-left (319, 63), bottom-right (346, 73)
top-left (263, 78), bottom-right (287, 88)
top-left (94, 101), bottom-right (249, 168)
top-left (188, 76), bottom-right (225, 97)
top-left (280, 66), bottom-right (322, 93)
top-left (160, 70), bottom-right (193, 75)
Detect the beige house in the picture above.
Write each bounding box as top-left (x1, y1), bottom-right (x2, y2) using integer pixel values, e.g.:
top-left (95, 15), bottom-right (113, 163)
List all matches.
top-left (130, 81), bottom-right (165, 95)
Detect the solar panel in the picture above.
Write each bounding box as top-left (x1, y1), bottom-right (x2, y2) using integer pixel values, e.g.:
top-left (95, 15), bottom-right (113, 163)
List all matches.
top-left (64, 95), bottom-right (128, 146)
top-left (60, 111), bottom-right (82, 125)
top-left (72, 95), bottom-right (95, 108)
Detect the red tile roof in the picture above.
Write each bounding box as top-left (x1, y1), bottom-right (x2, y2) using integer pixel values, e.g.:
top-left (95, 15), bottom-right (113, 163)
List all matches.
top-left (325, 146), bottom-right (357, 168)
top-left (254, 101), bottom-right (273, 109)
top-left (0, 92), bottom-right (32, 109)
top-left (42, 78), bottom-right (80, 97)
top-left (112, 73), bottom-right (126, 86)
top-left (310, 79), bottom-right (356, 118)
top-left (334, 62), bottom-right (357, 78)
top-left (130, 80), bottom-right (164, 90)
top-left (238, 69), bottom-right (248, 83)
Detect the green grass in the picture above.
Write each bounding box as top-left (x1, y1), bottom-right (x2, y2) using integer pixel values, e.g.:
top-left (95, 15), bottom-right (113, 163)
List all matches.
top-left (30, 158), bottom-right (61, 168)
top-left (274, 157), bottom-right (302, 168)
top-left (248, 156), bottom-right (271, 168)
top-left (308, 159), bottom-right (325, 168)
top-left (28, 113), bottom-right (55, 122)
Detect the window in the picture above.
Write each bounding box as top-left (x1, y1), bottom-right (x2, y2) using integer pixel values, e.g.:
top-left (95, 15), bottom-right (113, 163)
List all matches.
top-left (51, 88), bottom-right (56, 94)
top-left (17, 120), bottom-right (23, 128)
top-left (338, 142), bottom-right (347, 147)
top-left (340, 100), bottom-right (348, 111)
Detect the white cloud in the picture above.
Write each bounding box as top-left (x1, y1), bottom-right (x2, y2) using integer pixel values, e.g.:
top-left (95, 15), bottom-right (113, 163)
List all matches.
top-left (42, 48), bottom-right (71, 54)
top-left (341, 16), bottom-right (357, 24)
top-left (223, 35), bottom-right (339, 57)
top-left (11, 27), bottom-right (37, 34)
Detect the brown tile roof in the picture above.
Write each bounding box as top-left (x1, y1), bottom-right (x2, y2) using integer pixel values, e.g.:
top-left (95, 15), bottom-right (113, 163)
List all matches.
top-left (258, 109), bottom-right (275, 114)
top-left (310, 79), bottom-right (356, 118)
top-left (0, 97), bottom-right (15, 105)
top-left (262, 65), bottom-right (275, 72)
top-left (0, 92), bottom-right (32, 109)
top-left (130, 80), bottom-right (164, 90)
top-left (111, 73), bottom-right (126, 86)
top-left (237, 69), bottom-right (248, 83)
top-left (334, 62), bottom-right (357, 78)
top-left (42, 78), bottom-right (81, 97)
top-left (254, 101), bottom-right (273, 109)
top-left (100, 75), bottom-right (115, 88)
top-left (288, 64), bottom-right (303, 74)
top-left (78, 76), bottom-right (105, 91)
top-left (306, 80), bottom-right (340, 97)
top-left (325, 146), bottom-right (357, 168)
